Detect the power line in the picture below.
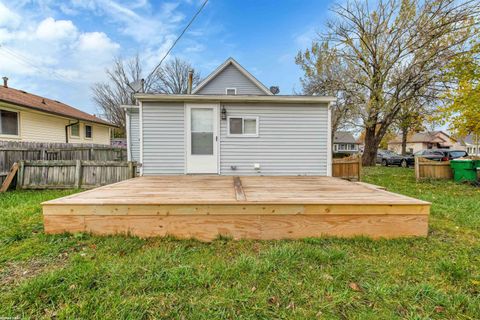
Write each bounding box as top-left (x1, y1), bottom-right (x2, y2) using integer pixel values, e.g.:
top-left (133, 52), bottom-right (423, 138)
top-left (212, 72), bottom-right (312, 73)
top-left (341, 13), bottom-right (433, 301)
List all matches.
top-left (0, 44), bottom-right (70, 82)
top-left (145, 0), bottom-right (209, 84)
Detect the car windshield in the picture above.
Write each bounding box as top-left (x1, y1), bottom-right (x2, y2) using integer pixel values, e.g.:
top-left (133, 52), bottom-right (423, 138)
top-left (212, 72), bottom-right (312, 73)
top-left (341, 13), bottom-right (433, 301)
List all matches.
top-left (449, 151), bottom-right (467, 158)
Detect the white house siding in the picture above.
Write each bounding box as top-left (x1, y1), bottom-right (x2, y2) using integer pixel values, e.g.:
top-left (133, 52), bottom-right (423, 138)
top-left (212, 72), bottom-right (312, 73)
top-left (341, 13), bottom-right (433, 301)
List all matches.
top-left (127, 109), bottom-right (140, 162)
top-left (219, 103), bottom-right (329, 175)
top-left (142, 102), bottom-right (185, 175)
top-left (195, 64), bottom-right (266, 95)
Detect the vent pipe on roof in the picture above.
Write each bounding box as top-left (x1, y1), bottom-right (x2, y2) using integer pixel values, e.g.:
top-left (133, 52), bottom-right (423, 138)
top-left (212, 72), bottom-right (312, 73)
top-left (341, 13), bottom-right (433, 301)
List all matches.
top-left (2, 77), bottom-right (8, 88)
top-left (187, 70), bottom-right (193, 94)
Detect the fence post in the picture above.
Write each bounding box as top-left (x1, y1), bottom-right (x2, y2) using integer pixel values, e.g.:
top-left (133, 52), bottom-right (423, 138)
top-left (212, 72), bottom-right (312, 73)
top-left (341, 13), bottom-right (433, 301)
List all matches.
top-left (357, 154), bottom-right (362, 181)
top-left (16, 160), bottom-right (24, 190)
top-left (74, 160), bottom-right (82, 188)
top-left (128, 161), bottom-right (135, 179)
top-left (414, 157), bottom-right (420, 181)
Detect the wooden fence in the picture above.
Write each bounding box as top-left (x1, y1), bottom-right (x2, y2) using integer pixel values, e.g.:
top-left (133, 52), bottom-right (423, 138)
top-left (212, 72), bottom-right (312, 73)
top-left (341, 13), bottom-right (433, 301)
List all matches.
top-left (414, 157), bottom-right (453, 181)
top-left (332, 155), bottom-right (362, 181)
top-left (0, 141), bottom-right (126, 184)
top-left (15, 160), bottom-right (136, 190)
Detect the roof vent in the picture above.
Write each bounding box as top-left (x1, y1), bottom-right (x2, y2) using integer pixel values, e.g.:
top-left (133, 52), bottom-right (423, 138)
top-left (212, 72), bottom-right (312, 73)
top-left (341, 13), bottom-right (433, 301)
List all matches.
top-left (2, 76), bottom-right (8, 88)
top-left (269, 86), bottom-right (280, 95)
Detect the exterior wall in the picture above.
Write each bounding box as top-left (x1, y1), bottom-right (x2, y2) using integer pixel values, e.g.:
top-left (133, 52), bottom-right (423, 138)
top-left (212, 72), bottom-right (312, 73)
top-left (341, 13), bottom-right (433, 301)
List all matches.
top-left (0, 102), bottom-right (111, 144)
top-left (195, 64), bottom-right (266, 95)
top-left (219, 104), bottom-right (329, 175)
top-left (142, 102), bottom-right (185, 175)
top-left (127, 109), bottom-right (140, 162)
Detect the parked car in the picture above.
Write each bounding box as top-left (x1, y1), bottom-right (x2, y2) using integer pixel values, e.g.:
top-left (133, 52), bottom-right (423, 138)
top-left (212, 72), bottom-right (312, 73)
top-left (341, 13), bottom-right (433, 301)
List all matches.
top-left (414, 149), bottom-right (469, 161)
top-left (376, 150), bottom-right (414, 167)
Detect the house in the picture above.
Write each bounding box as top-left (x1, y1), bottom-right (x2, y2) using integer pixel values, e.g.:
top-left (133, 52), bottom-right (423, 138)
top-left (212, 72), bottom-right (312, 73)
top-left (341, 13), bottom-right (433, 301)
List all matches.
top-left (459, 134), bottom-right (480, 156)
top-left (387, 131), bottom-right (464, 154)
top-left (124, 57), bottom-right (336, 175)
top-left (333, 131), bottom-right (360, 154)
top-left (0, 77), bottom-right (115, 145)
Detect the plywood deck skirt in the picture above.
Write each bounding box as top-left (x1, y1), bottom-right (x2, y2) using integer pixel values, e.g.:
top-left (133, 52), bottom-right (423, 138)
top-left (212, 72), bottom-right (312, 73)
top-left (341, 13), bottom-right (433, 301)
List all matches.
top-left (42, 176), bottom-right (430, 241)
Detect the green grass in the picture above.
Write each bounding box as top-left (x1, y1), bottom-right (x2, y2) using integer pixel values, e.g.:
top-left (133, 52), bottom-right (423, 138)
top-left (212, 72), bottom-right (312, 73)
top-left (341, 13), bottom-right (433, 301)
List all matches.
top-left (0, 168), bottom-right (479, 319)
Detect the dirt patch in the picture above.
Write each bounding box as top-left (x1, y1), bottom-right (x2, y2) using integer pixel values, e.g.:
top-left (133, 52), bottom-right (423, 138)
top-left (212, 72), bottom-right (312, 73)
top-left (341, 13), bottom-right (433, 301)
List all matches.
top-left (0, 255), bottom-right (68, 287)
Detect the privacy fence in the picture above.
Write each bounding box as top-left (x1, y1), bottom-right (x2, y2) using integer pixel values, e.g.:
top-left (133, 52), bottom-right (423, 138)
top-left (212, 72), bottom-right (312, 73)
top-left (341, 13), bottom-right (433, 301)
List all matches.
top-left (0, 141), bottom-right (127, 184)
top-left (13, 160), bottom-right (137, 190)
top-left (332, 154), bottom-right (362, 181)
top-left (414, 157), bottom-right (453, 181)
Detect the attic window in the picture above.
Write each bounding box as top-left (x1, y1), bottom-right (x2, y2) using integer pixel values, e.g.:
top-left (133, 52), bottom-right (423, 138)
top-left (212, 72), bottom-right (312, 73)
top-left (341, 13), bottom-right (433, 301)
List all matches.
top-left (225, 88), bottom-right (237, 95)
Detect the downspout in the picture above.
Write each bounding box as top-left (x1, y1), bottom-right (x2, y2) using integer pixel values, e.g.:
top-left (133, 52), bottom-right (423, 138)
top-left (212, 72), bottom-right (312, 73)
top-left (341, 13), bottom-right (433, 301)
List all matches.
top-left (65, 120), bottom-right (79, 143)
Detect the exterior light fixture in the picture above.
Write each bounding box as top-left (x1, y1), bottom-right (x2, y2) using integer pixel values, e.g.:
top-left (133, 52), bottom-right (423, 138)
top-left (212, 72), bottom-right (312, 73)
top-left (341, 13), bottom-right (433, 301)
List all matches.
top-left (221, 106), bottom-right (227, 120)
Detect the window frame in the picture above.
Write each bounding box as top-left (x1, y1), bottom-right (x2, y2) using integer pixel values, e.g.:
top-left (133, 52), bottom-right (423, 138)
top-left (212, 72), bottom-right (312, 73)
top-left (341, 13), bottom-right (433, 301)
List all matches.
top-left (0, 108), bottom-right (20, 138)
top-left (225, 88), bottom-right (237, 95)
top-left (70, 123), bottom-right (80, 138)
top-left (227, 116), bottom-right (259, 137)
top-left (84, 124), bottom-right (93, 139)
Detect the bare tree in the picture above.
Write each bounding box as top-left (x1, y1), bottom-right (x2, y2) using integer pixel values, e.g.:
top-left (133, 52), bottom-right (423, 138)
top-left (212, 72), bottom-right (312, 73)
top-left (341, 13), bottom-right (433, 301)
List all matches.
top-left (92, 56), bottom-right (200, 134)
top-left (318, 0), bottom-right (479, 165)
top-left (296, 41), bottom-right (362, 139)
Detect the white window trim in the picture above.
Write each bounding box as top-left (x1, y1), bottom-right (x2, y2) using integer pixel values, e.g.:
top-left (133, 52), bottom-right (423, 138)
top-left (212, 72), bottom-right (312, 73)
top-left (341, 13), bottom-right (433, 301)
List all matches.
top-left (69, 123), bottom-right (80, 138)
top-left (225, 88), bottom-right (237, 95)
top-left (84, 124), bottom-right (93, 139)
top-left (0, 108), bottom-right (20, 138)
top-left (227, 116), bottom-right (259, 137)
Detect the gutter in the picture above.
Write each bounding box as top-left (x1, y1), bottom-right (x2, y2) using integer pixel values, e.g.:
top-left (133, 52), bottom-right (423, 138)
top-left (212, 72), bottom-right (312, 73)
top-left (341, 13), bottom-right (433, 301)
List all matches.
top-left (65, 121), bottom-right (79, 143)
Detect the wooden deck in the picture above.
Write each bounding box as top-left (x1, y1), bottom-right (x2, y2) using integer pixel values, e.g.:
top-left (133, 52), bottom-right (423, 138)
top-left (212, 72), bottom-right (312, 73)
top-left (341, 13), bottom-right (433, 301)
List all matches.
top-left (42, 176), bottom-right (430, 241)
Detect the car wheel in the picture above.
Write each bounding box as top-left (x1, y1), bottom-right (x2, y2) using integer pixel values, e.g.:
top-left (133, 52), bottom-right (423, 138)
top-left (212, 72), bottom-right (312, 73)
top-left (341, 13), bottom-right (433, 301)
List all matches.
top-left (400, 159), bottom-right (408, 168)
top-left (382, 159), bottom-right (388, 166)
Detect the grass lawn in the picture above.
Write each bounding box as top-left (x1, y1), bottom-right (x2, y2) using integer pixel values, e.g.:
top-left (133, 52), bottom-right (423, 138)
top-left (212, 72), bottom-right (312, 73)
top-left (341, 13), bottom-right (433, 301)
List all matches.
top-left (0, 167), bottom-right (479, 319)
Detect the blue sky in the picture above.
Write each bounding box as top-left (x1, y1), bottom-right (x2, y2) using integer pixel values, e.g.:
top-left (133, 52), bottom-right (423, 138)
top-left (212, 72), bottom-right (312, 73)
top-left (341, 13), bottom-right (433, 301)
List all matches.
top-left (0, 0), bottom-right (336, 115)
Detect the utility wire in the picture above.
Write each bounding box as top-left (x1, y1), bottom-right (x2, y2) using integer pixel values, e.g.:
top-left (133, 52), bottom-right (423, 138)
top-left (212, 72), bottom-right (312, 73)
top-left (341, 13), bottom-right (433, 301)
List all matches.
top-left (0, 44), bottom-right (70, 82)
top-left (145, 0), bottom-right (208, 85)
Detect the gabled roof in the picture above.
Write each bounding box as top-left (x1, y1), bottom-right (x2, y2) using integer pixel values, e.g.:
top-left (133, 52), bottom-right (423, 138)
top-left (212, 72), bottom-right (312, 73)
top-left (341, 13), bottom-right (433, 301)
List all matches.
top-left (0, 86), bottom-right (114, 126)
top-left (192, 57), bottom-right (273, 95)
top-left (333, 131), bottom-right (358, 144)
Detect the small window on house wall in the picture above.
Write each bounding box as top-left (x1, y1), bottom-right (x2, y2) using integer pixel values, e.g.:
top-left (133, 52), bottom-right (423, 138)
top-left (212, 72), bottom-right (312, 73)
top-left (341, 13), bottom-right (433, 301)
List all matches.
top-left (85, 125), bottom-right (92, 139)
top-left (0, 109), bottom-right (19, 136)
top-left (228, 117), bottom-right (258, 136)
top-left (226, 88), bottom-right (237, 95)
top-left (70, 123), bottom-right (80, 137)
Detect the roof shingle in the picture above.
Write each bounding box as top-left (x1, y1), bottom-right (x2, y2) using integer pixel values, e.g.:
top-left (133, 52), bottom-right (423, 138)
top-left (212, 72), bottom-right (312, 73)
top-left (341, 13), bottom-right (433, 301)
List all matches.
top-left (0, 86), bottom-right (114, 126)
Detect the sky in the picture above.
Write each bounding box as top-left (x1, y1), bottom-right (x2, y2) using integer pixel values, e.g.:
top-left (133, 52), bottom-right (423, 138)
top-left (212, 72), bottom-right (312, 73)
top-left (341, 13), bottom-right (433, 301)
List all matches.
top-left (0, 0), bottom-right (336, 116)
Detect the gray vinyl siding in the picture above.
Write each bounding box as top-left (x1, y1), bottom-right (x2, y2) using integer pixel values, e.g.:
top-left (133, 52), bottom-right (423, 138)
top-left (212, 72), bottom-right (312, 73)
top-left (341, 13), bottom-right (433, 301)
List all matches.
top-left (196, 64), bottom-right (266, 95)
top-left (128, 109), bottom-right (140, 162)
top-left (142, 102), bottom-right (185, 175)
top-left (220, 104), bottom-right (329, 175)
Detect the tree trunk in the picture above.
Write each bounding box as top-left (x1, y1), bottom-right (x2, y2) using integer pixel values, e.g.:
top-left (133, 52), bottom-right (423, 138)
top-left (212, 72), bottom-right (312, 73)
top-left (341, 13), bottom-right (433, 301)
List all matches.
top-left (362, 127), bottom-right (378, 166)
top-left (401, 127), bottom-right (408, 155)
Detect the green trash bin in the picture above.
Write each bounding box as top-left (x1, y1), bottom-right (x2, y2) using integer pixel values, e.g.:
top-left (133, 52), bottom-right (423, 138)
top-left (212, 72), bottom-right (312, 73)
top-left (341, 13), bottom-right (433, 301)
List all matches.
top-left (450, 159), bottom-right (477, 182)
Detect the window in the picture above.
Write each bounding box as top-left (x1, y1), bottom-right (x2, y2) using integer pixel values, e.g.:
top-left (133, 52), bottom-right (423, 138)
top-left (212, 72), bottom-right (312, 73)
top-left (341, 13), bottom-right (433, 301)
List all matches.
top-left (70, 123), bottom-right (79, 137)
top-left (225, 88), bottom-right (237, 95)
top-left (85, 125), bottom-right (92, 139)
top-left (0, 109), bottom-right (19, 136)
top-left (228, 117), bottom-right (258, 136)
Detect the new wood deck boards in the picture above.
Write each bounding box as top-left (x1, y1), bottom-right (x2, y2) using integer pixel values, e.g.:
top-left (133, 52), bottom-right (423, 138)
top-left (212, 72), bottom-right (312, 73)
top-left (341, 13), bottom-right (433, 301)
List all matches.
top-left (42, 176), bottom-right (430, 240)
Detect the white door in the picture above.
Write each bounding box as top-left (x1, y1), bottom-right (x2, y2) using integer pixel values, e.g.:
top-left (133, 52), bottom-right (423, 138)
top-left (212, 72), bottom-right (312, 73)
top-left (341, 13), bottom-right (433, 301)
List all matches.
top-left (186, 104), bottom-right (219, 174)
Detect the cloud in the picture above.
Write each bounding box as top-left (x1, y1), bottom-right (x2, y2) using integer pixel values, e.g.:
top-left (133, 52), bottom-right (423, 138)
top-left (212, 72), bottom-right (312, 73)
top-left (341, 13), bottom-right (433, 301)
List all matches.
top-left (77, 31), bottom-right (119, 53)
top-left (0, 2), bottom-right (21, 28)
top-left (36, 17), bottom-right (78, 41)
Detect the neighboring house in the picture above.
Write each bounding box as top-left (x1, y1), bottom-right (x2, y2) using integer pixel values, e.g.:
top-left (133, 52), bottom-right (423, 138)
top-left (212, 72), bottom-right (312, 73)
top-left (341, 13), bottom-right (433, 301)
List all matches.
top-left (333, 131), bottom-right (360, 154)
top-left (387, 131), bottom-right (464, 154)
top-left (459, 134), bottom-right (480, 156)
top-left (0, 78), bottom-right (115, 144)
top-left (124, 57), bottom-right (335, 175)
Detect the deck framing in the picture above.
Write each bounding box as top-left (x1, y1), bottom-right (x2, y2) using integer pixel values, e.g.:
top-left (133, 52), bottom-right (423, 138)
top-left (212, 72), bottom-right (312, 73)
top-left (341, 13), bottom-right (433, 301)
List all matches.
top-left (42, 176), bottom-right (430, 241)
